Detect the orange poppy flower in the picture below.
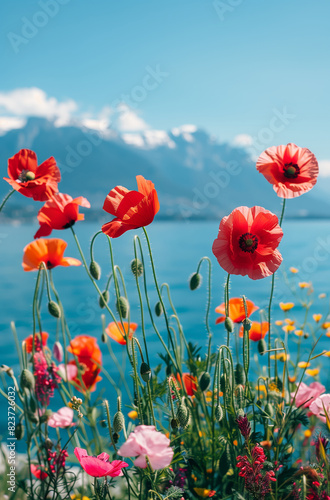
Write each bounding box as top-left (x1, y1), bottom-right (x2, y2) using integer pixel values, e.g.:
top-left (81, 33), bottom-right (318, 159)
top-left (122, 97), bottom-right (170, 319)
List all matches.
top-left (215, 297), bottom-right (259, 325)
top-left (34, 193), bottom-right (90, 239)
top-left (176, 373), bottom-right (198, 397)
top-left (102, 175), bottom-right (160, 238)
top-left (256, 143), bottom-right (318, 199)
top-left (22, 238), bottom-right (81, 271)
top-left (105, 321), bottom-right (138, 345)
top-left (24, 332), bottom-right (49, 353)
top-left (4, 149), bottom-right (61, 201)
top-left (239, 321), bottom-right (269, 341)
top-left (67, 335), bottom-right (102, 392)
top-left (212, 206), bottom-right (283, 280)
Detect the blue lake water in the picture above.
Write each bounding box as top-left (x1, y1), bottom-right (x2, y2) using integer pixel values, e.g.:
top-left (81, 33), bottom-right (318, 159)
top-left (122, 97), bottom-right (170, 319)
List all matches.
top-left (1, 219), bottom-right (330, 433)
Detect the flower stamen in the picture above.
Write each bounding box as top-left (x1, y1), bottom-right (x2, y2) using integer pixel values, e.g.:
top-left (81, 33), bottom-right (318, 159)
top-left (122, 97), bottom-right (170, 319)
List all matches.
top-left (239, 233), bottom-right (259, 253)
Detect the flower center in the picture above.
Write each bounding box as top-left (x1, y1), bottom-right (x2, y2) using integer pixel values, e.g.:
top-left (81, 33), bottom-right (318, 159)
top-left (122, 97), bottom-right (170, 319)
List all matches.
top-left (239, 233), bottom-right (258, 253)
top-left (283, 162), bottom-right (300, 179)
top-left (18, 170), bottom-right (36, 182)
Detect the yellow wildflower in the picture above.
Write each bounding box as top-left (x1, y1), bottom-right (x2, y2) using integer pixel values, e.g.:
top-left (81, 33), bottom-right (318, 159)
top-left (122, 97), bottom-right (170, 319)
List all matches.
top-left (275, 320), bottom-right (283, 326)
top-left (280, 302), bottom-right (295, 311)
top-left (304, 429), bottom-right (312, 438)
top-left (282, 325), bottom-right (295, 333)
top-left (313, 314), bottom-right (322, 323)
top-left (319, 293), bottom-right (326, 299)
top-left (326, 329), bottom-right (330, 338)
top-left (128, 410), bottom-right (138, 420)
top-left (194, 488), bottom-right (216, 498)
top-left (323, 351), bottom-right (330, 357)
top-left (322, 322), bottom-right (330, 329)
top-left (299, 282), bottom-right (310, 288)
top-left (290, 267), bottom-right (299, 273)
top-left (306, 368), bottom-right (320, 377)
top-left (298, 361), bottom-right (311, 368)
top-left (294, 330), bottom-right (304, 337)
top-left (270, 353), bottom-right (289, 361)
top-left (288, 375), bottom-right (296, 383)
top-left (284, 318), bottom-right (295, 325)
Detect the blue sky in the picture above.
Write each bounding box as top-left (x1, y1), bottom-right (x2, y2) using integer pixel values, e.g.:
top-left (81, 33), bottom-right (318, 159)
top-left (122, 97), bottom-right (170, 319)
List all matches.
top-left (1, 0), bottom-right (330, 167)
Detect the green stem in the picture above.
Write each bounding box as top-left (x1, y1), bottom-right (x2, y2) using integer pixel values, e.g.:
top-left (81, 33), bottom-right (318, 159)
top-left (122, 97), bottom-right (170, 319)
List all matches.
top-left (0, 188), bottom-right (15, 212)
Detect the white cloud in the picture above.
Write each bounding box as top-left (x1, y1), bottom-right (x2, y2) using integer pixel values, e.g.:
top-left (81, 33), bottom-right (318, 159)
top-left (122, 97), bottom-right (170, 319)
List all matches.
top-left (0, 87), bottom-right (77, 125)
top-left (232, 134), bottom-right (253, 147)
top-left (0, 116), bottom-right (27, 135)
top-left (319, 160), bottom-right (330, 177)
top-left (171, 124), bottom-right (197, 136)
top-left (115, 104), bottom-right (149, 132)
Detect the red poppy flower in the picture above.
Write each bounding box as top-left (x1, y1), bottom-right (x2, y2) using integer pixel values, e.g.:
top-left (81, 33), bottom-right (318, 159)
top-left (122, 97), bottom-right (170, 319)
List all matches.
top-left (22, 238), bottom-right (81, 271)
top-left (102, 175), bottom-right (160, 238)
top-left (212, 206), bottom-right (283, 280)
top-left (105, 321), bottom-right (138, 345)
top-left (67, 335), bottom-right (102, 392)
top-left (256, 143), bottom-right (318, 198)
top-left (24, 332), bottom-right (49, 353)
top-left (4, 149), bottom-right (61, 201)
top-left (34, 193), bottom-right (90, 239)
top-left (176, 373), bottom-right (198, 397)
top-left (215, 298), bottom-right (259, 325)
top-left (239, 321), bottom-right (269, 341)
top-left (30, 464), bottom-right (48, 481)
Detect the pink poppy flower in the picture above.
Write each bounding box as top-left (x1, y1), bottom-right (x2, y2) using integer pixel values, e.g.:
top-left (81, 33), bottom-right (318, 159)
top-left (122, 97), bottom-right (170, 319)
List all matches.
top-left (256, 143), bottom-right (318, 198)
top-left (30, 464), bottom-right (48, 480)
top-left (117, 425), bottom-right (174, 470)
top-left (48, 407), bottom-right (74, 428)
top-left (58, 363), bottom-right (78, 381)
top-left (310, 394), bottom-right (330, 423)
top-left (291, 382), bottom-right (325, 408)
top-left (74, 448), bottom-right (128, 478)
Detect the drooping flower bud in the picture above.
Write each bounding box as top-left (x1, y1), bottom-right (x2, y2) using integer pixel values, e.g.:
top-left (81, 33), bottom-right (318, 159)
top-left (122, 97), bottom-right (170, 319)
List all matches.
top-left (89, 261), bottom-right (101, 280)
top-left (15, 423), bottom-right (25, 440)
top-left (113, 411), bottom-right (125, 433)
top-left (0, 364), bottom-right (14, 378)
top-left (44, 438), bottom-right (54, 450)
top-left (27, 411), bottom-right (38, 423)
top-left (40, 410), bottom-right (53, 423)
top-left (48, 301), bottom-right (61, 318)
top-left (199, 371), bottom-right (211, 392)
top-left (242, 318), bottom-right (252, 331)
top-left (155, 301), bottom-right (163, 317)
top-left (116, 296), bottom-right (129, 318)
top-left (21, 369), bottom-right (35, 390)
top-left (171, 418), bottom-right (179, 429)
top-left (235, 384), bottom-right (245, 410)
top-left (224, 317), bottom-right (234, 333)
top-left (140, 362), bottom-right (152, 382)
top-left (258, 339), bottom-right (267, 355)
top-left (189, 273), bottom-right (202, 291)
top-left (235, 363), bottom-right (246, 385)
top-left (99, 290), bottom-right (110, 309)
top-left (53, 341), bottom-right (63, 362)
top-left (29, 397), bottom-right (37, 413)
top-left (131, 258), bottom-right (144, 277)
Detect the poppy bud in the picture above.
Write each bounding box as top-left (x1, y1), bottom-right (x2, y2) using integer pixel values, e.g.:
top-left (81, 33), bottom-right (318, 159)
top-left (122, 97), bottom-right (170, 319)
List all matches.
top-left (224, 317), bottom-right (234, 333)
top-left (176, 403), bottom-right (190, 428)
top-left (89, 261), bottom-right (101, 280)
top-left (25, 171), bottom-right (36, 181)
top-left (220, 375), bottom-right (227, 393)
top-left (113, 411), bottom-right (125, 433)
top-left (21, 369), bottom-right (35, 390)
top-left (199, 371), bottom-right (211, 392)
top-left (131, 258), bottom-right (143, 277)
top-left (116, 296), bottom-right (129, 318)
top-left (189, 273), bottom-right (202, 290)
top-left (171, 418), bottom-right (179, 429)
top-left (258, 339), bottom-right (267, 355)
top-left (53, 341), bottom-right (63, 362)
top-left (113, 432), bottom-right (119, 444)
top-left (40, 410), bottom-right (52, 423)
top-left (215, 404), bottom-right (223, 422)
top-left (15, 423), bottom-right (24, 440)
top-left (155, 301), bottom-right (163, 317)
top-left (44, 438), bottom-right (53, 450)
top-left (235, 385), bottom-right (245, 410)
top-left (140, 362), bottom-right (152, 382)
top-left (0, 364), bottom-right (14, 378)
top-left (264, 403), bottom-right (274, 417)
top-left (101, 332), bottom-right (107, 343)
top-left (27, 411), bottom-right (39, 423)
top-left (99, 290), bottom-right (110, 309)
top-left (48, 300), bottom-right (61, 318)
top-left (242, 318), bottom-right (252, 331)
top-left (235, 363), bottom-right (246, 385)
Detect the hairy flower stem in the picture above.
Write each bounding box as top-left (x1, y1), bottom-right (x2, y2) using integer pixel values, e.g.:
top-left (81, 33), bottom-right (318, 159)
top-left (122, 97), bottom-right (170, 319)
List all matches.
top-left (0, 188), bottom-right (15, 212)
top-left (225, 274), bottom-right (231, 347)
top-left (267, 198), bottom-right (286, 382)
top-left (196, 257), bottom-right (213, 371)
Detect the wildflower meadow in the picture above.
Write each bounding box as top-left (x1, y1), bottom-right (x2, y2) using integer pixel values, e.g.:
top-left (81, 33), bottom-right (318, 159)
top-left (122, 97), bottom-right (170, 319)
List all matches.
top-left (1, 143), bottom-right (330, 500)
